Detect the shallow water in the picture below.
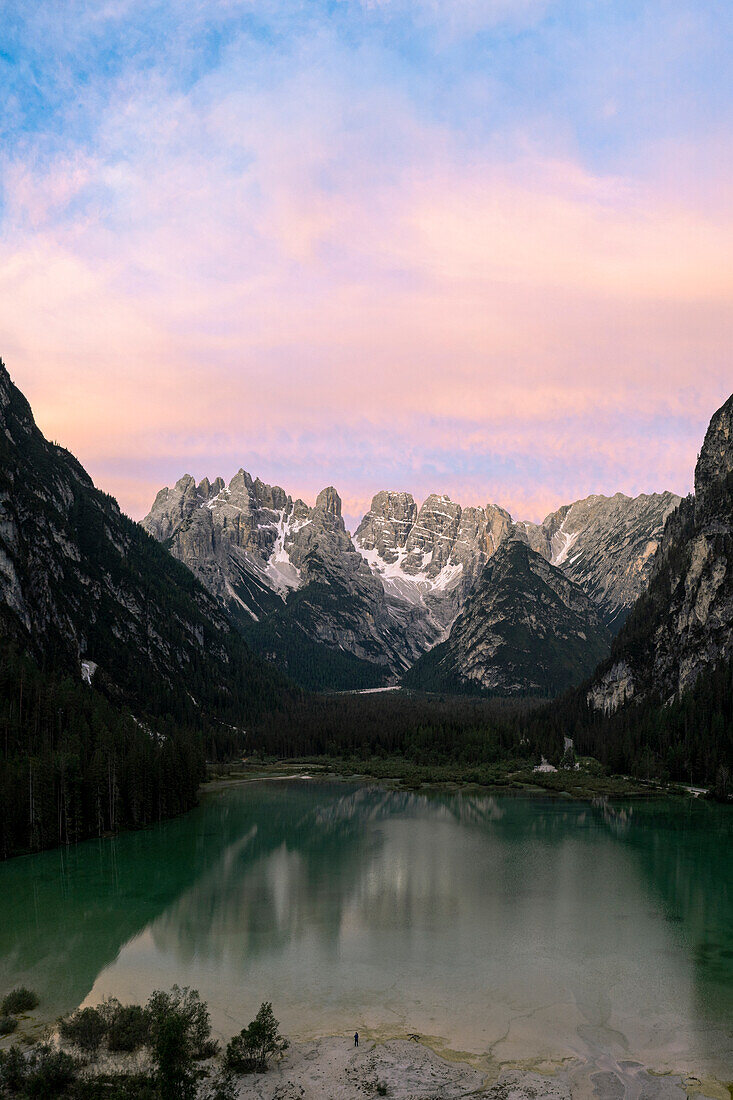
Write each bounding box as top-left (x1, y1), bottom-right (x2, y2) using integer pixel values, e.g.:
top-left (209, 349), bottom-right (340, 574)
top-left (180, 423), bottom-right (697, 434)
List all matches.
top-left (0, 782), bottom-right (731, 1077)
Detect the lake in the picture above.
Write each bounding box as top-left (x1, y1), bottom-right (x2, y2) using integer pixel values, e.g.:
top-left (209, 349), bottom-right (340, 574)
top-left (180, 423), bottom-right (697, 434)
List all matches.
top-left (0, 781), bottom-right (731, 1079)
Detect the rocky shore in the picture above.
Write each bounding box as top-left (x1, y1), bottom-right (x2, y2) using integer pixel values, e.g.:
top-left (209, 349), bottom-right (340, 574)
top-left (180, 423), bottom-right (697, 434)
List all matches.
top-left (231, 1035), bottom-right (711, 1100)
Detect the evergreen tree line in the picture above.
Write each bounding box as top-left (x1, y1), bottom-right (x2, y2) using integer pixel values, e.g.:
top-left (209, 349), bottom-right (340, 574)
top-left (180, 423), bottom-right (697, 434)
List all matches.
top-left (248, 665), bottom-right (731, 794)
top-left (0, 642), bottom-right (209, 859)
top-left (249, 691), bottom-right (538, 764)
top-left (522, 655), bottom-right (733, 795)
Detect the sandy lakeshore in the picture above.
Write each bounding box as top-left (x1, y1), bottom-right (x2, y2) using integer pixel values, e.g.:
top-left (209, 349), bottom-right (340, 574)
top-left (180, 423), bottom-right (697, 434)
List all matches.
top-left (227, 1036), bottom-right (711, 1100)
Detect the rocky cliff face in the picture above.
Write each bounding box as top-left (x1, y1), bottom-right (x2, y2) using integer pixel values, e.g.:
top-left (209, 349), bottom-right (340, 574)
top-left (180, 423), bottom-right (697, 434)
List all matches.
top-left (0, 360), bottom-right (284, 723)
top-left (355, 491), bottom-right (513, 628)
top-left (403, 540), bottom-right (612, 696)
top-left (515, 492), bottom-right (680, 629)
top-left (143, 472), bottom-right (424, 682)
top-left (145, 463), bottom-right (682, 689)
top-left (587, 393), bottom-right (733, 713)
top-left (358, 489), bottom-right (677, 634)
top-left (144, 471), bottom-right (310, 620)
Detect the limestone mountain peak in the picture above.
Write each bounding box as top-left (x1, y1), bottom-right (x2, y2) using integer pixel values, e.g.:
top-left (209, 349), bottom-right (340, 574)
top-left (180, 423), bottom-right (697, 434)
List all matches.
top-left (315, 485), bottom-right (342, 517)
top-left (695, 392), bottom-right (733, 512)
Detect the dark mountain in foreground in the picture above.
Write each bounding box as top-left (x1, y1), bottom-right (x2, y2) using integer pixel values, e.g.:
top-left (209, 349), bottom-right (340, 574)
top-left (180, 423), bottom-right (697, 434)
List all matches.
top-left (0, 360), bottom-right (285, 723)
top-left (403, 541), bottom-right (612, 697)
top-left (0, 360), bottom-right (290, 856)
top-left (588, 393), bottom-right (733, 715)
top-left (536, 392), bottom-right (733, 790)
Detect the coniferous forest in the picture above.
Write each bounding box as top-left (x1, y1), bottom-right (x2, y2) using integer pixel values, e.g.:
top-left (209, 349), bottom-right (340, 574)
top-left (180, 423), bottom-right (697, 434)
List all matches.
top-left (2, 633), bottom-right (732, 859)
top-left (0, 642), bottom-right (204, 858)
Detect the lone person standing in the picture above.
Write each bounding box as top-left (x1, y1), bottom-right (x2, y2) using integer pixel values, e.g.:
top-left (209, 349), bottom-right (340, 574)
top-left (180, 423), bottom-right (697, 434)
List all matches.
top-left (354, 1031), bottom-right (359, 1048)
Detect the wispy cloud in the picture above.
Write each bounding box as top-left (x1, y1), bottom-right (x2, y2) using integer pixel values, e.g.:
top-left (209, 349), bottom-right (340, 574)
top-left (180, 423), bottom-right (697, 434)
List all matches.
top-left (1, 0), bottom-right (731, 528)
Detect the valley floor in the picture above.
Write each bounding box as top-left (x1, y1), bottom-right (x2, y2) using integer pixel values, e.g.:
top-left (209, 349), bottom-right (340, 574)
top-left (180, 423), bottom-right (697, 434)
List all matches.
top-left (204, 758), bottom-right (693, 801)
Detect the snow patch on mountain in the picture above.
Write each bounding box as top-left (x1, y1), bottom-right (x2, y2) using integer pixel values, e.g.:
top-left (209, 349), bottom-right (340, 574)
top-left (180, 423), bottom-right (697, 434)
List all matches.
top-left (355, 541), bottom-right (465, 608)
top-left (551, 525), bottom-right (580, 567)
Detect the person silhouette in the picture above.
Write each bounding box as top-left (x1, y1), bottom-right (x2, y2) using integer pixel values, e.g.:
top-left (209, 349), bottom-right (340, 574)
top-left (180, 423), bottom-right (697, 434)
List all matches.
top-left (354, 1031), bottom-right (359, 1048)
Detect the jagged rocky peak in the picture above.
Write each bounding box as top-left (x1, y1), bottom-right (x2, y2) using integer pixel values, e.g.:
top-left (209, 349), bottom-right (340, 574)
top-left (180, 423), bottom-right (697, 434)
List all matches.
top-left (143, 468), bottom-right (302, 560)
top-left (402, 494), bottom-right (462, 576)
top-left (315, 485), bottom-right (342, 517)
top-left (355, 490), bottom-right (517, 628)
top-left (355, 491), bottom-right (418, 562)
top-left (695, 393), bottom-right (733, 512)
top-left (221, 469), bottom-right (280, 524)
top-left (141, 474), bottom-right (199, 541)
top-left (514, 490), bottom-right (681, 628)
top-left (196, 475), bottom-right (225, 499)
top-left (288, 485), bottom-right (360, 570)
top-left (143, 471), bottom-right (357, 579)
top-left (404, 540), bottom-right (612, 697)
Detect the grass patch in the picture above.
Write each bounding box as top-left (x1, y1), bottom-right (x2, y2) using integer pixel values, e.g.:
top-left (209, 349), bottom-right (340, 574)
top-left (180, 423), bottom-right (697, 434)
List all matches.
top-left (309, 755), bottom-right (666, 799)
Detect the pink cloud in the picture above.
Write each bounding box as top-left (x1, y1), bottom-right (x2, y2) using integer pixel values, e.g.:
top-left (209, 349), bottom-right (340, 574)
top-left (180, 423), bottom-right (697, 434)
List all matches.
top-left (0, 66), bottom-right (730, 527)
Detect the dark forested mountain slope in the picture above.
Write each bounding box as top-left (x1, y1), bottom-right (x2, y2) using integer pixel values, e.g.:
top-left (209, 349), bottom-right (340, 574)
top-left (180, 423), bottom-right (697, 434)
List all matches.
top-left (534, 392), bottom-right (733, 790)
top-left (0, 359), bottom-right (286, 724)
top-left (587, 392), bottom-right (733, 714)
top-left (403, 540), bottom-right (612, 697)
top-left (0, 359), bottom-right (291, 856)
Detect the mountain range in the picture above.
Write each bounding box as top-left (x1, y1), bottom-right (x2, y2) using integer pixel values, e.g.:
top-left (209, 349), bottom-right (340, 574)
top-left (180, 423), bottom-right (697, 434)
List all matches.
top-left (143, 472), bottom-right (679, 690)
top-left (0, 356), bottom-right (731, 854)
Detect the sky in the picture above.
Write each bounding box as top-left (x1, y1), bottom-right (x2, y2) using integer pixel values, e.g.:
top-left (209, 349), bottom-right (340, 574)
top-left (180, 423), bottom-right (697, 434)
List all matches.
top-left (1, 1), bottom-right (732, 532)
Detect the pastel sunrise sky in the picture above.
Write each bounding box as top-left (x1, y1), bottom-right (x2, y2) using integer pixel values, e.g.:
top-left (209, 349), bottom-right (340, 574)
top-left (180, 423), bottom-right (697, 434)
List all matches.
top-left (2, 1), bottom-right (732, 531)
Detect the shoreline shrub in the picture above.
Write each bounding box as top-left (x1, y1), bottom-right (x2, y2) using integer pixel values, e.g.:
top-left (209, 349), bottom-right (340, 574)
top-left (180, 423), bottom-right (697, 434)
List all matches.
top-left (59, 1006), bottom-right (107, 1056)
top-left (225, 1002), bottom-right (288, 1074)
top-left (147, 986), bottom-right (216, 1061)
top-left (104, 1000), bottom-right (150, 1053)
top-left (1, 988), bottom-right (39, 1015)
top-left (0, 1043), bottom-right (78, 1097)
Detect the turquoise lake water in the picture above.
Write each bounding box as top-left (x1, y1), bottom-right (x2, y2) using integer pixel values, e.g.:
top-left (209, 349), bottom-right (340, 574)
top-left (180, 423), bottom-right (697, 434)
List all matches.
top-left (0, 782), bottom-right (731, 1077)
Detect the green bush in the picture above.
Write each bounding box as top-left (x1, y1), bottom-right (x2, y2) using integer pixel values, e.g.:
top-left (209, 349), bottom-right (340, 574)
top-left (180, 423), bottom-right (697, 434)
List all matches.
top-left (150, 1010), bottom-right (197, 1100)
top-left (103, 1000), bottom-right (150, 1053)
top-left (26, 1045), bottom-right (79, 1098)
top-left (147, 986), bottom-right (215, 1060)
top-left (0, 1046), bottom-right (27, 1092)
top-left (225, 1002), bottom-right (288, 1074)
top-left (0, 1015), bottom-right (18, 1035)
top-left (1, 987), bottom-right (39, 1015)
top-left (59, 1006), bottom-right (108, 1056)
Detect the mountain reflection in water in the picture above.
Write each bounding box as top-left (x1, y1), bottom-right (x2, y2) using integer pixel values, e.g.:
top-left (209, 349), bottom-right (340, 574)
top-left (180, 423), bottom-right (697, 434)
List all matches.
top-left (0, 783), bottom-right (730, 1077)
